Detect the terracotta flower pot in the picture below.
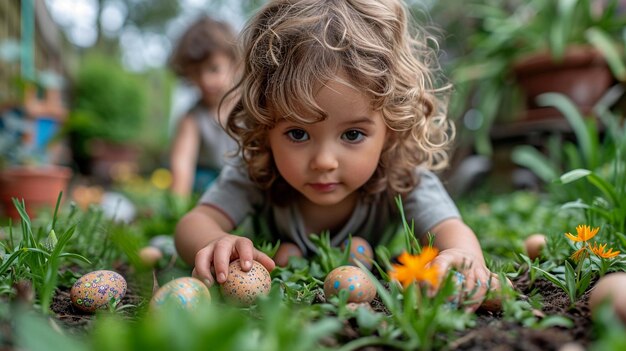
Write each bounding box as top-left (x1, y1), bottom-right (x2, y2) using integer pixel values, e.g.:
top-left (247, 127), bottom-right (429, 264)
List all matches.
top-left (0, 166), bottom-right (72, 221)
top-left (513, 46), bottom-right (613, 121)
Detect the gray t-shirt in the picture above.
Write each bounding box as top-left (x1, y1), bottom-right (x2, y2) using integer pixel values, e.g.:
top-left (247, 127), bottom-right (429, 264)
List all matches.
top-left (189, 105), bottom-right (238, 171)
top-left (199, 162), bottom-right (460, 254)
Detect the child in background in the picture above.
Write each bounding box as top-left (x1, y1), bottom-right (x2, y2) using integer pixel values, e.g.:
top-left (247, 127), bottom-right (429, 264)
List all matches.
top-left (168, 16), bottom-right (239, 197)
top-left (175, 0), bottom-right (500, 310)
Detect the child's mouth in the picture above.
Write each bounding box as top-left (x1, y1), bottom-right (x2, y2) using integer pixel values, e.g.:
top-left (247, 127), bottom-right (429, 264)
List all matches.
top-left (308, 183), bottom-right (339, 192)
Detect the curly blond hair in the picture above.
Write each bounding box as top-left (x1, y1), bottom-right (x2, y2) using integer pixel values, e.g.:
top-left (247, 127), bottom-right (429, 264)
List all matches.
top-left (227, 0), bottom-right (454, 198)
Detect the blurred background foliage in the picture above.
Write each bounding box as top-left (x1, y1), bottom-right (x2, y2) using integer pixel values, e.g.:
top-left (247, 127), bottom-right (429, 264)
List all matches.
top-left (1, 0), bottom-right (625, 187)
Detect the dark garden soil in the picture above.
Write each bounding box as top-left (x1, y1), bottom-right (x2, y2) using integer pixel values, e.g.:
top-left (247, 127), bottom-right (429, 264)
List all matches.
top-left (2, 268), bottom-right (593, 351)
top-left (446, 274), bottom-right (592, 351)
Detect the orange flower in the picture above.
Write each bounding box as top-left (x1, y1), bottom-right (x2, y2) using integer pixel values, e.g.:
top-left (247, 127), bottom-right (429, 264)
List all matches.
top-left (570, 247), bottom-right (588, 262)
top-left (389, 247), bottom-right (440, 288)
top-left (565, 225), bottom-right (599, 242)
top-left (590, 242), bottom-right (620, 259)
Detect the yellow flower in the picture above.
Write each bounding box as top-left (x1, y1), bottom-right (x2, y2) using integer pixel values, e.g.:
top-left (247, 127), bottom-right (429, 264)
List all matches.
top-left (389, 247), bottom-right (440, 288)
top-left (565, 225), bottom-right (600, 242)
top-left (590, 242), bottom-right (620, 259)
top-left (151, 168), bottom-right (173, 190)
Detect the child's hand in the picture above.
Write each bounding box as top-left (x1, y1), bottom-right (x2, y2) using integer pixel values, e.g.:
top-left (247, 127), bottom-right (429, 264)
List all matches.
top-left (428, 248), bottom-right (504, 312)
top-left (192, 234), bottom-right (275, 287)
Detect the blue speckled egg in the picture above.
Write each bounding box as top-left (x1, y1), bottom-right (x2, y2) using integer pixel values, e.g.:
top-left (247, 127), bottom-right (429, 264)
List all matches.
top-left (150, 277), bottom-right (211, 309)
top-left (341, 236), bottom-right (374, 270)
top-left (70, 270), bottom-right (127, 313)
top-left (323, 265), bottom-right (376, 303)
top-left (220, 259), bottom-right (271, 306)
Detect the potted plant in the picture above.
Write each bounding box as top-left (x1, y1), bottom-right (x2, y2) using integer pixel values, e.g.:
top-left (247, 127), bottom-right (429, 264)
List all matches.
top-left (445, 0), bottom-right (626, 155)
top-left (65, 55), bottom-right (148, 183)
top-left (0, 78), bottom-right (73, 221)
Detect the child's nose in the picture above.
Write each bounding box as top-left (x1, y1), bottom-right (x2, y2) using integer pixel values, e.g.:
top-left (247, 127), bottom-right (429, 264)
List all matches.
top-left (310, 147), bottom-right (338, 171)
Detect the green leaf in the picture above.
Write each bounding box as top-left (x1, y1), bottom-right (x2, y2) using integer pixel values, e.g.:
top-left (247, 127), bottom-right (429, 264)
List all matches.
top-left (16, 313), bottom-right (88, 351)
top-left (531, 266), bottom-right (567, 292)
top-left (511, 145), bottom-right (559, 182)
top-left (536, 315), bottom-right (574, 329)
top-left (550, 0), bottom-right (578, 59)
top-left (564, 261), bottom-right (577, 303)
top-left (561, 200), bottom-right (590, 211)
top-left (0, 249), bottom-right (27, 275)
top-left (558, 169), bottom-right (619, 205)
top-left (537, 93), bottom-right (596, 169)
top-left (559, 169), bottom-right (592, 184)
top-left (58, 253), bottom-right (92, 264)
top-left (586, 27), bottom-right (626, 81)
top-left (577, 270), bottom-right (593, 297)
top-left (586, 173), bottom-right (620, 206)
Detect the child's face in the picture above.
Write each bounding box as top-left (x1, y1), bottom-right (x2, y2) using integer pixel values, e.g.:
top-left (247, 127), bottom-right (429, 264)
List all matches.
top-left (187, 52), bottom-right (234, 107)
top-left (268, 77), bottom-right (388, 208)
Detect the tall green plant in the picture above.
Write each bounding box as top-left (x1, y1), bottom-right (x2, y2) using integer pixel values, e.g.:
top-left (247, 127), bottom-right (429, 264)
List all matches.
top-left (512, 92), bottom-right (626, 233)
top-left (2, 195), bottom-right (90, 314)
top-left (448, 0), bottom-right (626, 155)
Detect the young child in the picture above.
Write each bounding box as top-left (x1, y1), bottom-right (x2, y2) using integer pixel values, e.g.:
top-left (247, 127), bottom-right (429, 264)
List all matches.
top-left (168, 16), bottom-right (239, 197)
top-left (175, 0), bottom-right (500, 309)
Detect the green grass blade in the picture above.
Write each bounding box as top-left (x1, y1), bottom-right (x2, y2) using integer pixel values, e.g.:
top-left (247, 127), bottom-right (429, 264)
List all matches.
top-left (559, 169), bottom-right (591, 184)
top-left (586, 27), bottom-right (626, 81)
top-left (536, 93), bottom-right (596, 169)
top-left (51, 191), bottom-right (63, 230)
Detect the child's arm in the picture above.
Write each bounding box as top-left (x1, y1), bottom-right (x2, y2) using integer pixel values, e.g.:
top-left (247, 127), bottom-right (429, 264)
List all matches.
top-left (426, 218), bottom-right (500, 310)
top-left (175, 204), bottom-right (275, 286)
top-left (169, 116), bottom-right (200, 197)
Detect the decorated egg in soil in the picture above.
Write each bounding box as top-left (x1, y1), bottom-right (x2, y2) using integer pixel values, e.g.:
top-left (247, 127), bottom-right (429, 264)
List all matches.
top-left (70, 270), bottom-right (127, 313)
top-left (341, 236), bottom-right (373, 270)
top-left (324, 265), bottom-right (376, 303)
top-left (273, 242), bottom-right (303, 267)
top-left (589, 272), bottom-right (626, 323)
top-left (150, 277), bottom-right (211, 310)
top-left (138, 246), bottom-right (163, 267)
top-left (220, 259), bottom-right (272, 306)
top-left (524, 234), bottom-right (547, 260)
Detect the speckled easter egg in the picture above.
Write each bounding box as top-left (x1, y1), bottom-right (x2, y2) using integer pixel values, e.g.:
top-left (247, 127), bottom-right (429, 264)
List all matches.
top-left (273, 242), bottom-right (303, 267)
top-left (220, 259), bottom-right (271, 306)
top-left (150, 277), bottom-right (211, 309)
top-left (324, 265), bottom-right (376, 303)
top-left (70, 270), bottom-right (127, 313)
top-left (341, 236), bottom-right (374, 270)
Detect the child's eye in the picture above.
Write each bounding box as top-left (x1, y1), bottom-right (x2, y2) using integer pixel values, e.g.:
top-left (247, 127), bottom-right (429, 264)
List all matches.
top-left (286, 129), bottom-right (309, 142)
top-left (342, 130), bottom-right (365, 142)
